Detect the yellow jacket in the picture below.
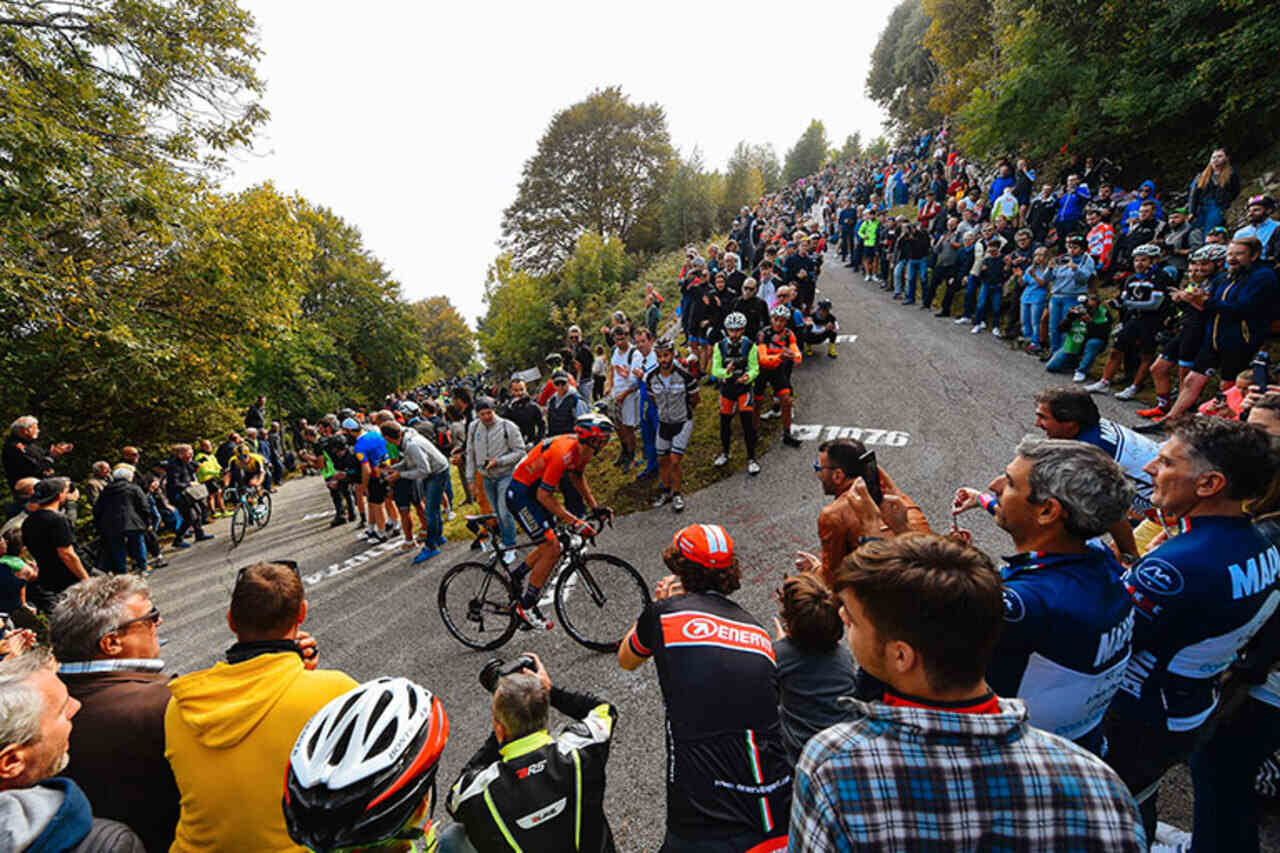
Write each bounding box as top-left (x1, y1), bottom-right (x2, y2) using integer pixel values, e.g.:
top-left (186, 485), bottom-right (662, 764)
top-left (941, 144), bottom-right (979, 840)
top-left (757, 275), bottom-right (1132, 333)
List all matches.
top-left (164, 651), bottom-right (358, 852)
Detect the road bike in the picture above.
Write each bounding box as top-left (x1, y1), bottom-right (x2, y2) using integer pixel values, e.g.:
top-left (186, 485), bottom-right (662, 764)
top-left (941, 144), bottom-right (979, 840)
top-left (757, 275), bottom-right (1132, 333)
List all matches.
top-left (230, 486), bottom-right (272, 545)
top-left (437, 509), bottom-right (649, 652)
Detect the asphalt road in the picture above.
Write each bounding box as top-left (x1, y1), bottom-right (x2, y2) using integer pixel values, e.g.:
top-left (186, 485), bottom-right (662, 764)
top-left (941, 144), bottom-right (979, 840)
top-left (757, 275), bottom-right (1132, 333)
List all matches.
top-left (149, 251), bottom-right (1273, 850)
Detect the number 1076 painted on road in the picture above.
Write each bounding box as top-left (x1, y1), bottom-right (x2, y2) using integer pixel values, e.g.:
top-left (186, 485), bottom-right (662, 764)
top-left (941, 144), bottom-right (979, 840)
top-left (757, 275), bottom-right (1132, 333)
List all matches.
top-left (791, 424), bottom-right (911, 446)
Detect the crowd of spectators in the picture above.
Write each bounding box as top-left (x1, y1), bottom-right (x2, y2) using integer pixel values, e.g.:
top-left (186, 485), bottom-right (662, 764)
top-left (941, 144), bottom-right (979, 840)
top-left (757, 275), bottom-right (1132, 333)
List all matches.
top-left (2, 130), bottom-right (1280, 853)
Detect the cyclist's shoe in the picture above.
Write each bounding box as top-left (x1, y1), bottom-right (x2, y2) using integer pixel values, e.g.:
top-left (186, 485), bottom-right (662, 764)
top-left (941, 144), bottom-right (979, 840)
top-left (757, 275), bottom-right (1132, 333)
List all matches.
top-left (672, 494), bottom-right (685, 513)
top-left (194, 533), bottom-right (214, 542)
top-left (804, 344), bottom-right (815, 357)
top-left (827, 342), bottom-right (838, 358)
top-left (781, 432), bottom-right (802, 448)
top-left (1114, 385), bottom-right (1140, 401)
top-left (514, 603), bottom-right (554, 632)
top-left (412, 545), bottom-right (440, 564)
top-left (747, 459), bottom-right (761, 475)
top-left (502, 550), bottom-right (519, 566)
top-left (1136, 406), bottom-right (1167, 419)
top-left (713, 453), bottom-right (729, 467)
top-left (365, 528), bottom-right (388, 544)
top-left (1084, 379), bottom-right (1110, 394)
top-left (399, 540), bottom-right (417, 551)
top-left (652, 491), bottom-right (672, 508)
top-left (171, 540), bottom-right (191, 550)
top-left (385, 521), bottom-right (401, 536)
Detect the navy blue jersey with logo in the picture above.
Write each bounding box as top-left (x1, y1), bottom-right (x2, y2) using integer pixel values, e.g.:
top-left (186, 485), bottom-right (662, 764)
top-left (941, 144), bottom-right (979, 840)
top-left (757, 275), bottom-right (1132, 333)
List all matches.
top-left (1112, 515), bottom-right (1280, 731)
top-left (1076, 418), bottom-right (1159, 515)
top-left (987, 548), bottom-right (1134, 744)
top-left (629, 592), bottom-right (791, 842)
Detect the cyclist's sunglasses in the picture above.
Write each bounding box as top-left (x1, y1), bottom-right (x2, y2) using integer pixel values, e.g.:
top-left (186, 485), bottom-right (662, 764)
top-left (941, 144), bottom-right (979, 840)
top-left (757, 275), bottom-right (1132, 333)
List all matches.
top-left (234, 559), bottom-right (300, 586)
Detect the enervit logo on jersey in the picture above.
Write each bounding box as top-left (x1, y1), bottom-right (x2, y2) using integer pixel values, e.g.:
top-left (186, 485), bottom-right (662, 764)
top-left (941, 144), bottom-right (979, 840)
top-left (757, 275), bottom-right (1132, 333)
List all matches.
top-left (661, 610), bottom-right (776, 663)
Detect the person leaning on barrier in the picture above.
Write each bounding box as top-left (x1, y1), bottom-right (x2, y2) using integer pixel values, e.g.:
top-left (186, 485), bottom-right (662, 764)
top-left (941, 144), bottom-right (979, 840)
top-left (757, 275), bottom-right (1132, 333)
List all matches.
top-left (447, 653), bottom-right (617, 852)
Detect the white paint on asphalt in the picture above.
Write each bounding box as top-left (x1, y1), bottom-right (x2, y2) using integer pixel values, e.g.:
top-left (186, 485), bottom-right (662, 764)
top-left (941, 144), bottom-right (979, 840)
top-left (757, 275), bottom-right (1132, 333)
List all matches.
top-left (302, 537), bottom-right (409, 585)
top-left (791, 424), bottom-right (911, 446)
top-left (836, 334), bottom-right (858, 343)
top-left (301, 511), bottom-right (332, 521)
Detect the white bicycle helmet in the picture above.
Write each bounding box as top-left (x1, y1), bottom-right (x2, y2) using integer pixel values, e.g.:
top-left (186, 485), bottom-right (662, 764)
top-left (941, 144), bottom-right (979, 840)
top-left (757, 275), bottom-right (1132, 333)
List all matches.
top-left (769, 304), bottom-right (792, 319)
top-left (1132, 243), bottom-right (1162, 258)
top-left (1191, 244), bottom-right (1228, 263)
top-left (285, 678), bottom-right (449, 852)
top-left (723, 312), bottom-right (748, 331)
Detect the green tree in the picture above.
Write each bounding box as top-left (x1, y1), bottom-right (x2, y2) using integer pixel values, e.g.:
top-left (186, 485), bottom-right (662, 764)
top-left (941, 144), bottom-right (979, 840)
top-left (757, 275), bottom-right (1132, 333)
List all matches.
top-left (783, 120), bottom-right (830, 182)
top-left (477, 257), bottom-right (560, 377)
top-left (501, 86), bottom-right (675, 273)
top-left (866, 135), bottom-right (891, 159)
top-left (867, 0), bottom-right (940, 131)
top-left (661, 150), bottom-right (719, 250)
top-left (410, 296), bottom-right (474, 377)
top-left (752, 143), bottom-right (783, 193)
top-left (720, 141), bottom-right (766, 227)
top-left (837, 133), bottom-right (864, 163)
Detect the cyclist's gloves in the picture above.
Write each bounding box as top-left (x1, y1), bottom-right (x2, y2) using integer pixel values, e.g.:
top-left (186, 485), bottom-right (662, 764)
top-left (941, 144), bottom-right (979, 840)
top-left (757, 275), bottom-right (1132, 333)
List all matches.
top-left (573, 519), bottom-right (596, 538)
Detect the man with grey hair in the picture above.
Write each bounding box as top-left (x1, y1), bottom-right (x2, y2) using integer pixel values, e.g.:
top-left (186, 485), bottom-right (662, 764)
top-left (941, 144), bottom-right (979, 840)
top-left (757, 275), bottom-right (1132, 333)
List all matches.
top-left (0, 647), bottom-right (144, 851)
top-left (51, 575), bottom-right (177, 850)
top-left (447, 652), bottom-right (617, 852)
top-left (954, 436), bottom-right (1136, 754)
top-left (3, 416), bottom-right (72, 490)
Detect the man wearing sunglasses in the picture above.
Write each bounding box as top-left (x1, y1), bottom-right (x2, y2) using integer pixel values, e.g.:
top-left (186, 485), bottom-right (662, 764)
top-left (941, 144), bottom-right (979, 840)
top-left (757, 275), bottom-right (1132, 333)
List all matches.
top-left (52, 574), bottom-right (178, 851)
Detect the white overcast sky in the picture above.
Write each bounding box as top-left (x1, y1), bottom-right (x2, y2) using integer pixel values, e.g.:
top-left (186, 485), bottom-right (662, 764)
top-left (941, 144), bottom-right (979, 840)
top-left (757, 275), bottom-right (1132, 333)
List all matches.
top-left (222, 1), bottom-right (892, 325)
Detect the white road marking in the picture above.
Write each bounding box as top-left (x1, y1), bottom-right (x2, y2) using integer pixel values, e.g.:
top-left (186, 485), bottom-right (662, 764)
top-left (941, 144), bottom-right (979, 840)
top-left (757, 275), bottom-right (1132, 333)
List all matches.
top-left (301, 511), bottom-right (331, 521)
top-left (303, 537), bottom-right (405, 585)
top-left (836, 334), bottom-right (858, 344)
top-left (791, 425), bottom-right (911, 446)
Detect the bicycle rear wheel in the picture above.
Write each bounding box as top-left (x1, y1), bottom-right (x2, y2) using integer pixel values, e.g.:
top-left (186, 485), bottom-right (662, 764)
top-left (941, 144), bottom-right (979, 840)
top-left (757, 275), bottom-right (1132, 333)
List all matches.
top-left (438, 561), bottom-right (518, 651)
top-left (230, 505), bottom-right (249, 545)
top-left (555, 553), bottom-right (651, 652)
top-left (255, 493), bottom-right (272, 528)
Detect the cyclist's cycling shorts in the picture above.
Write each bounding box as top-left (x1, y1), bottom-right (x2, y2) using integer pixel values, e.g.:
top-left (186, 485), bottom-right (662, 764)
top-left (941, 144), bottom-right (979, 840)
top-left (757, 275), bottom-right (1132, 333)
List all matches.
top-left (366, 472), bottom-right (388, 503)
top-left (505, 480), bottom-right (553, 540)
top-left (719, 381), bottom-right (754, 415)
top-left (656, 420), bottom-right (693, 456)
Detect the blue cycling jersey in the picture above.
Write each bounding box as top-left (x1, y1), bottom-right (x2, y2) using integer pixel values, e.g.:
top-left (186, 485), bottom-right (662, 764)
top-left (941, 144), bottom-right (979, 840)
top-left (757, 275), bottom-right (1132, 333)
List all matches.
top-left (987, 548), bottom-right (1133, 745)
top-left (1076, 418), bottom-right (1158, 515)
top-left (1112, 515), bottom-right (1280, 732)
top-left (352, 430), bottom-right (387, 468)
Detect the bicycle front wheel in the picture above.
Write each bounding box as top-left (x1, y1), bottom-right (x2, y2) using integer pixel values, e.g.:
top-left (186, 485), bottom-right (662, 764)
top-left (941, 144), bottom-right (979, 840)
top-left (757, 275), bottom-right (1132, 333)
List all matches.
top-left (255, 493), bottom-right (272, 528)
top-left (438, 561), bottom-right (518, 651)
top-left (230, 505), bottom-right (249, 545)
top-left (555, 554), bottom-right (651, 652)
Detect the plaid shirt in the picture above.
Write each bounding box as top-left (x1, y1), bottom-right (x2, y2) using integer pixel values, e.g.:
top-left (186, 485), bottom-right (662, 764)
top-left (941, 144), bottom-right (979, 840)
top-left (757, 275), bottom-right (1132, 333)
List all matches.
top-left (787, 697), bottom-right (1145, 852)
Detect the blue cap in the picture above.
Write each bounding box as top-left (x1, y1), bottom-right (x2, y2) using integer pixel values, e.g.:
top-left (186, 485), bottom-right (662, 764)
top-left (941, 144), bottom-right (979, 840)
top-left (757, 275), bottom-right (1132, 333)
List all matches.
top-left (341, 418), bottom-right (359, 430)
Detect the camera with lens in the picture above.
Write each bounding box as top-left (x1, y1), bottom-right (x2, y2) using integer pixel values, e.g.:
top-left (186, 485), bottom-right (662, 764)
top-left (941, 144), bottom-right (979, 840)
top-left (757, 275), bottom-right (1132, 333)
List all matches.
top-left (479, 655), bottom-right (536, 693)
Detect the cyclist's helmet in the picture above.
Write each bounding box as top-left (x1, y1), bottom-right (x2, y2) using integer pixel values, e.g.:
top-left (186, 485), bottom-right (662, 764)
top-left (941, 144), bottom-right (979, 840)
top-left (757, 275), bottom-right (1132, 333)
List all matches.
top-left (770, 304), bottom-right (791, 320)
top-left (234, 443), bottom-right (251, 460)
top-left (654, 337), bottom-right (675, 352)
top-left (723, 312), bottom-right (748, 332)
top-left (673, 523), bottom-right (735, 569)
top-left (1248, 194), bottom-right (1277, 211)
top-left (1066, 234), bottom-right (1087, 246)
top-left (1191, 244), bottom-right (1228, 263)
top-left (574, 413), bottom-right (615, 442)
top-left (1132, 243), bottom-right (1162, 258)
top-left (284, 678), bottom-right (449, 853)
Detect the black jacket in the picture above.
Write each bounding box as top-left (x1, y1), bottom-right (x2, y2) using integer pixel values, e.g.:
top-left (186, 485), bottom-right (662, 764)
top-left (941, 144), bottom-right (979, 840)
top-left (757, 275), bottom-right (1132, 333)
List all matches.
top-left (502, 397), bottom-right (545, 446)
top-left (3, 437), bottom-right (53, 488)
top-left (243, 404), bottom-right (265, 431)
top-left (93, 480), bottom-right (149, 536)
top-left (449, 687), bottom-right (617, 853)
top-left (161, 457), bottom-right (197, 504)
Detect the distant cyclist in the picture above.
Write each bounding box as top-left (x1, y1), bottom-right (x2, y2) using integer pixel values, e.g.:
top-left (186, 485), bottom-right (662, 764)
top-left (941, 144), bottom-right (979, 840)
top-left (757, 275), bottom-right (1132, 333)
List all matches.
top-left (503, 414), bottom-right (615, 631)
top-left (645, 338), bottom-right (699, 514)
top-left (223, 442), bottom-right (265, 495)
top-left (712, 312), bottom-right (761, 475)
top-left (755, 305), bottom-right (802, 450)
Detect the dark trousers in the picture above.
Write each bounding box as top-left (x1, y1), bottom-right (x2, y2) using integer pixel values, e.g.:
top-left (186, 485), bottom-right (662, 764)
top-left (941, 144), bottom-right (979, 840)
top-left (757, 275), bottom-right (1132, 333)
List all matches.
top-left (104, 531), bottom-right (147, 573)
top-left (924, 264), bottom-right (953, 307)
top-left (1188, 697), bottom-right (1280, 853)
top-left (1104, 712), bottom-right (1203, 842)
top-left (938, 271), bottom-right (968, 315)
top-left (327, 478), bottom-right (354, 518)
top-left (174, 497), bottom-right (204, 541)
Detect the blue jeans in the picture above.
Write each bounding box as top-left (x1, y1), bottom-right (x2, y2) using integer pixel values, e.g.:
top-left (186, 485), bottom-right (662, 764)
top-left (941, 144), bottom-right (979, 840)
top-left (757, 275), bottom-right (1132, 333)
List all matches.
top-left (481, 473), bottom-right (515, 548)
top-left (639, 397), bottom-right (658, 473)
top-left (904, 259), bottom-right (927, 301)
top-left (975, 282), bottom-right (1002, 326)
top-left (1195, 198), bottom-right (1224, 231)
top-left (893, 259), bottom-right (907, 295)
top-left (963, 275), bottom-right (981, 318)
top-left (1021, 298), bottom-right (1047, 344)
top-left (1046, 338), bottom-right (1106, 373)
top-left (423, 470), bottom-right (448, 545)
top-left (1048, 295), bottom-right (1077, 353)
top-left (105, 531), bottom-right (147, 574)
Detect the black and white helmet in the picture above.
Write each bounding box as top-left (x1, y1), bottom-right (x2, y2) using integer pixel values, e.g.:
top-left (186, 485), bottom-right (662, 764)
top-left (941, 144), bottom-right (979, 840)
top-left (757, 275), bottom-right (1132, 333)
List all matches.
top-left (285, 678), bottom-right (449, 853)
top-left (1190, 244), bottom-right (1228, 264)
top-left (1132, 243), bottom-right (1162, 258)
top-left (723, 312), bottom-right (748, 331)
top-left (770, 304), bottom-right (792, 319)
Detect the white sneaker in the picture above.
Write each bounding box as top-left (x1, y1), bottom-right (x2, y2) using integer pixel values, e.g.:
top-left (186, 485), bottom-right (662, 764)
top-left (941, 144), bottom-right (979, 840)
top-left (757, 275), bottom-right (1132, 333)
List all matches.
top-left (671, 494), bottom-right (685, 513)
top-left (1084, 379), bottom-right (1110, 394)
top-left (992, 328), bottom-right (1002, 338)
top-left (970, 322), bottom-right (986, 334)
top-left (502, 550), bottom-right (518, 566)
top-left (1115, 385), bottom-right (1140, 400)
top-left (953, 316), bottom-right (971, 325)
top-left (747, 459), bottom-right (761, 476)
top-left (1072, 370), bottom-right (1087, 382)
top-left (713, 453), bottom-right (729, 467)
